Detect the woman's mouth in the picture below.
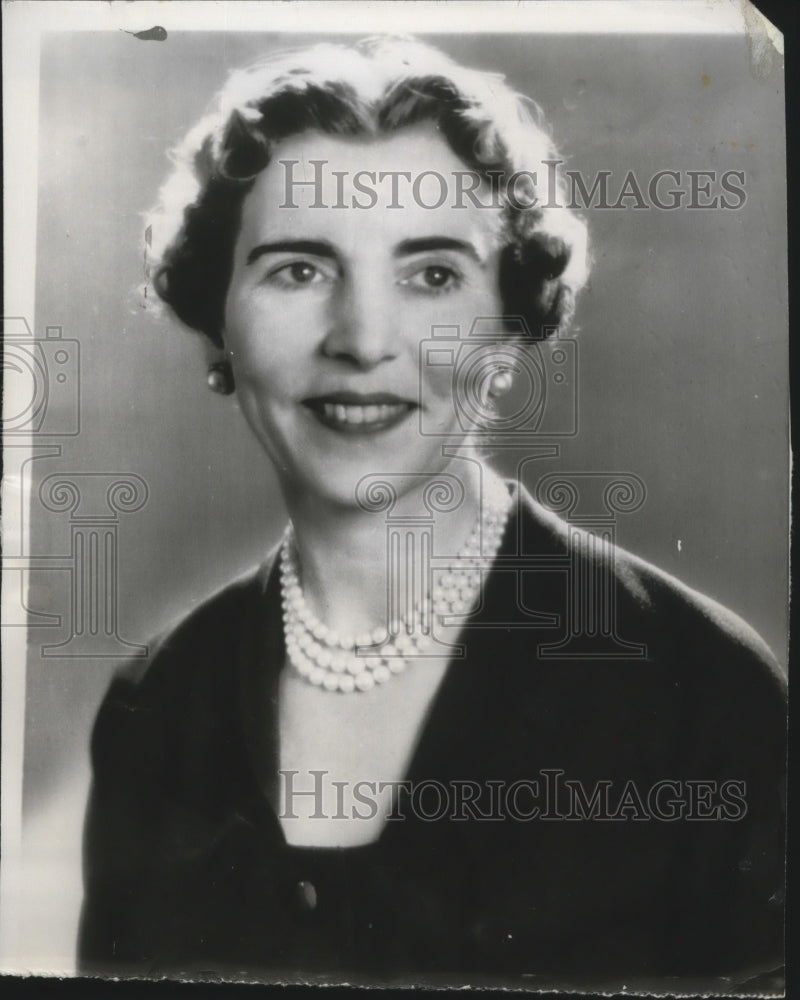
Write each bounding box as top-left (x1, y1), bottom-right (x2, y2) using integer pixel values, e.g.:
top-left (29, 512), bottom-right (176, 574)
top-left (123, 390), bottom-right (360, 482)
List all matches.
top-left (303, 393), bottom-right (416, 434)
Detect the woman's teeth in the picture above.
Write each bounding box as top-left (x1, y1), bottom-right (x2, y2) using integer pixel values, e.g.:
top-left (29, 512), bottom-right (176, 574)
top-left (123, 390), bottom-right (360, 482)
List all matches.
top-left (322, 403), bottom-right (407, 425)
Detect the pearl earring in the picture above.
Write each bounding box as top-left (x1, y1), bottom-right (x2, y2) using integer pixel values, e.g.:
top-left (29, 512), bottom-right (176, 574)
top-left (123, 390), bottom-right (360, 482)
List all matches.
top-left (488, 369), bottom-right (513, 399)
top-left (207, 361), bottom-right (235, 395)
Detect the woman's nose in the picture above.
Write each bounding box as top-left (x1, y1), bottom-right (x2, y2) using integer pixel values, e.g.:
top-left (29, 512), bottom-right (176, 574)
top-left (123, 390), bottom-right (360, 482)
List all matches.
top-left (321, 278), bottom-right (398, 369)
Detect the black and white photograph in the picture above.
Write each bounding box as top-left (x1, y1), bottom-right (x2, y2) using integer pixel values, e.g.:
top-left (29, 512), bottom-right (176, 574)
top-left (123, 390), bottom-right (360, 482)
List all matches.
top-left (1, 1), bottom-right (789, 994)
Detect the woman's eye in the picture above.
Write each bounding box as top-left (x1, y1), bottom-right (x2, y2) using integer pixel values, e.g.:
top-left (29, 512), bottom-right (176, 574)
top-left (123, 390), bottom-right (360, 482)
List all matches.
top-left (422, 265), bottom-right (453, 288)
top-left (267, 260), bottom-right (329, 289)
top-left (402, 263), bottom-right (462, 294)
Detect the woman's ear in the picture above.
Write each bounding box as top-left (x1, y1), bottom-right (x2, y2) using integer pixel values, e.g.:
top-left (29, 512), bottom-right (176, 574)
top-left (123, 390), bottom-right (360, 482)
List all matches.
top-left (488, 340), bottom-right (523, 400)
top-left (204, 334), bottom-right (235, 395)
top-left (472, 339), bottom-right (524, 414)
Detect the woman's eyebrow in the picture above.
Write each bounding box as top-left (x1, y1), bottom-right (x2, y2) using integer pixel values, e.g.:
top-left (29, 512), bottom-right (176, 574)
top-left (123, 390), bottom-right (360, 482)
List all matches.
top-left (246, 239), bottom-right (337, 265)
top-left (394, 237), bottom-right (484, 263)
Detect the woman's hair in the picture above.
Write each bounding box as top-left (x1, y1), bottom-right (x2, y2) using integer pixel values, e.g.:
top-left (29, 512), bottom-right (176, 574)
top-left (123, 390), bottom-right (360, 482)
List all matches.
top-left (148, 36), bottom-right (589, 347)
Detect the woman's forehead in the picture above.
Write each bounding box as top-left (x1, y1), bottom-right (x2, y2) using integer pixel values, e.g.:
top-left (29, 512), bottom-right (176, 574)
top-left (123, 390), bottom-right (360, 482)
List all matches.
top-left (236, 124), bottom-right (504, 251)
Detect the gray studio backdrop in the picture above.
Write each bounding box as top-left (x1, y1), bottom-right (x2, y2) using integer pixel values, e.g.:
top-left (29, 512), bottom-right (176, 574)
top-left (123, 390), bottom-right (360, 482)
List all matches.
top-left (23, 27), bottom-right (787, 891)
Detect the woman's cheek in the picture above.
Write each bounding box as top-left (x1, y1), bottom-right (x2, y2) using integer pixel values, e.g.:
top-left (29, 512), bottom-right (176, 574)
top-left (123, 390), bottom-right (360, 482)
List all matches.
top-left (421, 363), bottom-right (459, 423)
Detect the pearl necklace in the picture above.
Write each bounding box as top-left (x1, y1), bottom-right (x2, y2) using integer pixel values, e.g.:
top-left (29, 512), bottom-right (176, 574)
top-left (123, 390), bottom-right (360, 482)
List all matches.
top-left (280, 475), bottom-right (512, 693)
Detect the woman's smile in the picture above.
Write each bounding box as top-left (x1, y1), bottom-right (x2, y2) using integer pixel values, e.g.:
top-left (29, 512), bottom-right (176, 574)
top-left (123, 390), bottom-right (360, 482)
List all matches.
top-left (303, 392), bottom-right (417, 435)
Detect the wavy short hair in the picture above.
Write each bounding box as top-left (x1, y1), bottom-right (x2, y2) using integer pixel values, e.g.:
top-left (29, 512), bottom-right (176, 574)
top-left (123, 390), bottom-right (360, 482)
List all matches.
top-left (148, 36), bottom-right (589, 347)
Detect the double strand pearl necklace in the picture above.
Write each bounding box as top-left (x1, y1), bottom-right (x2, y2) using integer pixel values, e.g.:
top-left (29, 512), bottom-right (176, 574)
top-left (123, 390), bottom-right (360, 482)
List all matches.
top-left (280, 475), bottom-right (512, 694)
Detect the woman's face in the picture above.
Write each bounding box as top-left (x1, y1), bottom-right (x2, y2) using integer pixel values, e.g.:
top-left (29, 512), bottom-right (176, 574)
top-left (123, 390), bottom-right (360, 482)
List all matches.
top-left (223, 123), bottom-right (506, 507)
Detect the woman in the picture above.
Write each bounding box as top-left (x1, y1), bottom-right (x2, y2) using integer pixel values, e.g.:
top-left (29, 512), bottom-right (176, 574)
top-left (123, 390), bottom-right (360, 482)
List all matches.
top-left (78, 37), bottom-right (786, 989)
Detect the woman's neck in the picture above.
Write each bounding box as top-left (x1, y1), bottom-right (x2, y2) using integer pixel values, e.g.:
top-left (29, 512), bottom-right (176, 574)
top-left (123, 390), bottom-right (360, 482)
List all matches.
top-left (280, 460), bottom-right (491, 638)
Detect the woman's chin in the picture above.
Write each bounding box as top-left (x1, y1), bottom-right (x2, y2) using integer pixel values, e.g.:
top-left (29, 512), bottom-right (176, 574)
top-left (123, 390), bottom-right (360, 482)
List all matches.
top-left (260, 408), bottom-right (472, 510)
top-left (280, 449), bottom-right (461, 511)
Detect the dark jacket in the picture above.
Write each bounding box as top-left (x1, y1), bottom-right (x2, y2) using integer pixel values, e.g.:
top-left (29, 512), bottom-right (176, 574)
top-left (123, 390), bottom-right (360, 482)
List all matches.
top-left (78, 490), bottom-right (786, 991)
